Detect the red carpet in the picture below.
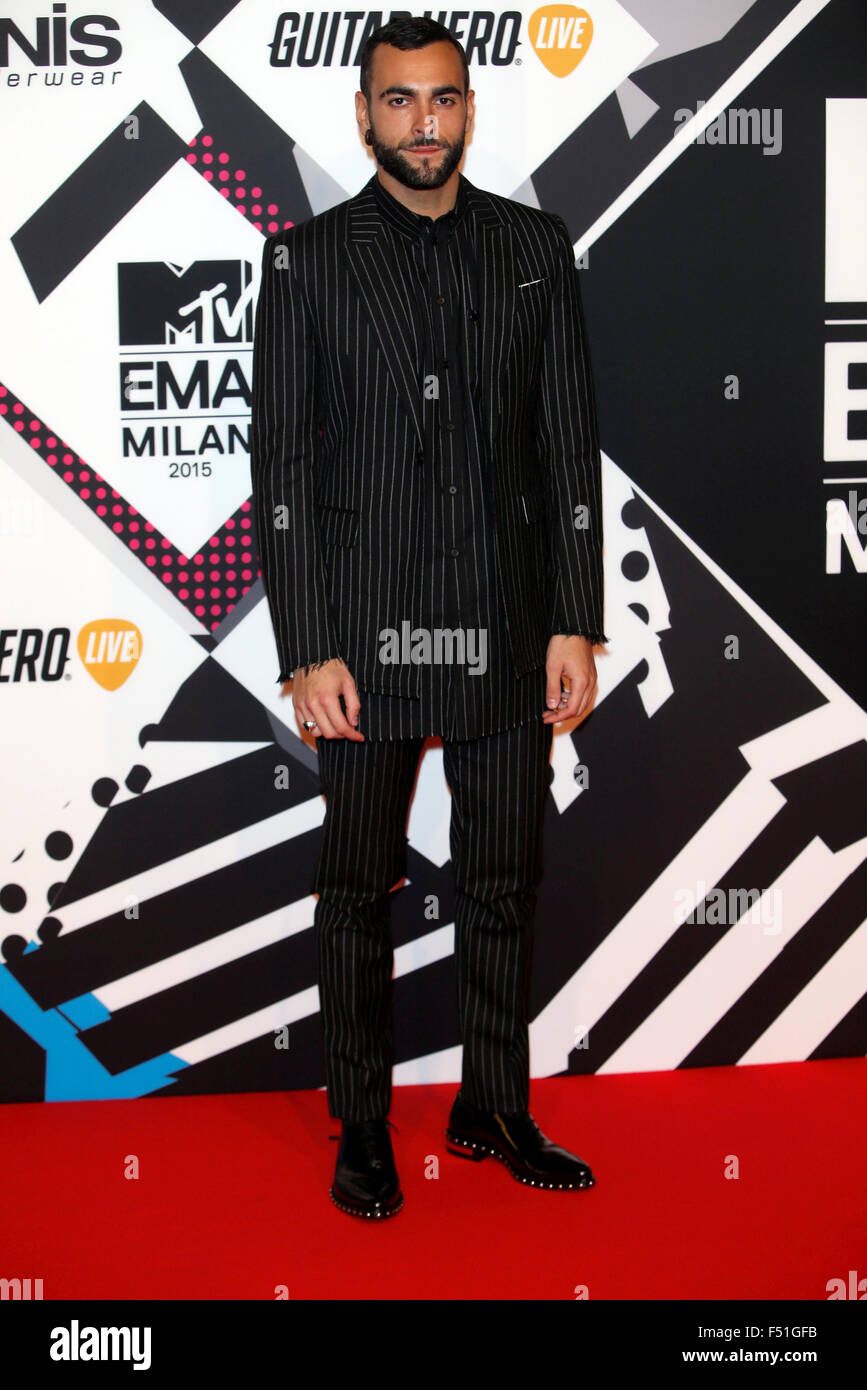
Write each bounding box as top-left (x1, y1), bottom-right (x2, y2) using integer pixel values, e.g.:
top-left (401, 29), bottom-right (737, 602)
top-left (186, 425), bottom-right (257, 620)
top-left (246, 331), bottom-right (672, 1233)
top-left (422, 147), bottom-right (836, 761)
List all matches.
top-left (1, 1060), bottom-right (864, 1300)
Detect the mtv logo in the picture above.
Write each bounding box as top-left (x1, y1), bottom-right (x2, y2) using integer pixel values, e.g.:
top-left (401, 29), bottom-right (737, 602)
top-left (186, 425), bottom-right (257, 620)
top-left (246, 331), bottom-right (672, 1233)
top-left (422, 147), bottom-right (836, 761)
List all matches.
top-left (117, 260), bottom-right (255, 348)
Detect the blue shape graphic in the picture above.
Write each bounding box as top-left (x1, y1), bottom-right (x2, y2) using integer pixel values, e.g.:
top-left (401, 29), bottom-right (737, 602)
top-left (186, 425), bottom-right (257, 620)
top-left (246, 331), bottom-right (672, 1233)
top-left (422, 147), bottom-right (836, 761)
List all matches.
top-left (0, 965), bottom-right (188, 1100)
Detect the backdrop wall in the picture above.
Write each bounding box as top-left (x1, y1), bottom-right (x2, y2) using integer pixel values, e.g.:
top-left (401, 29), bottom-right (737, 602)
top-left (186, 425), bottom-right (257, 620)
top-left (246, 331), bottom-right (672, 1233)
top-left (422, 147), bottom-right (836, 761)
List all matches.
top-left (1, 0), bottom-right (864, 1103)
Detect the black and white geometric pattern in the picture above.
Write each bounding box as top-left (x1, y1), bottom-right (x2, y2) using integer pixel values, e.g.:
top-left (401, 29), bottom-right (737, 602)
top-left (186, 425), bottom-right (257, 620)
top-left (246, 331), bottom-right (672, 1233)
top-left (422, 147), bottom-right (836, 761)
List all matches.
top-left (1, 0), bottom-right (863, 1100)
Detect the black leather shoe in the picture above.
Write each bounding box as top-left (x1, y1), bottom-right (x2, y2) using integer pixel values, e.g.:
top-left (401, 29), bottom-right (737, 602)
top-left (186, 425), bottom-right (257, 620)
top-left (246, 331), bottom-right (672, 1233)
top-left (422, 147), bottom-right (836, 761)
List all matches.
top-left (329, 1118), bottom-right (404, 1219)
top-left (445, 1090), bottom-right (595, 1190)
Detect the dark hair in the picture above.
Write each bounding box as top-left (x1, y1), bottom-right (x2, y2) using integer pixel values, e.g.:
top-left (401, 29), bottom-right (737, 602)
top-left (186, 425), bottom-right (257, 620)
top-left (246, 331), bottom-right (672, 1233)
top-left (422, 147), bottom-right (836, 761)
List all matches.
top-left (358, 17), bottom-right (470, 105)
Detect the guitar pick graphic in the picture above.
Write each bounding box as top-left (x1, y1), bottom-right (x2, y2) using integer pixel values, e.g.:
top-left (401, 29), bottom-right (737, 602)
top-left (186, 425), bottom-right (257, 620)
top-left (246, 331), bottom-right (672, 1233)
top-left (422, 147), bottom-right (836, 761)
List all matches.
top-left (530, 4), bottom-right (594, 78)
top-left (77, 619), bottom-right (143, 691)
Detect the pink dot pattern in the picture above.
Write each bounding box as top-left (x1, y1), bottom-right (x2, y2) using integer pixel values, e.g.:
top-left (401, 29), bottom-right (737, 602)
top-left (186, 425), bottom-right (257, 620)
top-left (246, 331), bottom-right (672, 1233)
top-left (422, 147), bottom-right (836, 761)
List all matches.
top-left (0, 381), bottom-right (260, 633)
top-left (186, 132), bottom-right (295, 234)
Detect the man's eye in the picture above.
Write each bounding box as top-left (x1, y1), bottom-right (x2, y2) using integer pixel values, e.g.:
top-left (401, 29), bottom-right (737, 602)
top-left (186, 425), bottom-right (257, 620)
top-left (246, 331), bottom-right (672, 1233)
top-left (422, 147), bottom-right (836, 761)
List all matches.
top-left (387, 96), bottom-right (456, 106)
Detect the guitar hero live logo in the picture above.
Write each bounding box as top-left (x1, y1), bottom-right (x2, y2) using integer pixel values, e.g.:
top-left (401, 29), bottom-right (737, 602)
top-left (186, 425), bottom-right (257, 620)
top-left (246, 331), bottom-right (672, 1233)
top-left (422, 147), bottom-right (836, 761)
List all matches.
top-left (267, 6), bottom-right (594, 74)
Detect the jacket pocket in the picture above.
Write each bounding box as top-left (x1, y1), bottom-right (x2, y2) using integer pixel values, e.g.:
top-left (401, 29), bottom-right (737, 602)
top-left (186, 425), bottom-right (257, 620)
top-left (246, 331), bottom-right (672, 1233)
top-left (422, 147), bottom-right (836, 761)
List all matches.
top-left (318, 504), bottom-right (359, 548)
top-left (520, 490), bottom-right (547, 524)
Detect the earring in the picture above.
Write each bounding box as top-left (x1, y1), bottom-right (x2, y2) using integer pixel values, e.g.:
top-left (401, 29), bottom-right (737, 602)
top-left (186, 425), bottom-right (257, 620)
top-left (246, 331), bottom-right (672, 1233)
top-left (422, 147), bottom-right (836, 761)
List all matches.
top-left (365, 129), bottom-right (373, 145)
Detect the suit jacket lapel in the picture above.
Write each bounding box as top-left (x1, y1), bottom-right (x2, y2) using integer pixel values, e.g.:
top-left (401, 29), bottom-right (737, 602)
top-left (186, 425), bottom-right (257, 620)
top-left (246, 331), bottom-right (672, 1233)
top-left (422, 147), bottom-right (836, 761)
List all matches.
top-left (342, 183), bottom-right (425, 449)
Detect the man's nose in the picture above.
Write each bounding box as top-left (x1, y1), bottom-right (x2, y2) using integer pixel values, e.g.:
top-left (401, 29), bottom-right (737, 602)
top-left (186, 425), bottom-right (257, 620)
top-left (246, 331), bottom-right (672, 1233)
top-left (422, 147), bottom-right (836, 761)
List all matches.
top-left (414, 112), bottom-right (438, 141)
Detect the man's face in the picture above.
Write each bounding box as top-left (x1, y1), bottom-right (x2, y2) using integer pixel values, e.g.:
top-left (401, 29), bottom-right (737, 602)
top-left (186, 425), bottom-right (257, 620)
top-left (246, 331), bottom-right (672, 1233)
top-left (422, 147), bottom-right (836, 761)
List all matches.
top-left (362, 41), bottom-right (472, 190)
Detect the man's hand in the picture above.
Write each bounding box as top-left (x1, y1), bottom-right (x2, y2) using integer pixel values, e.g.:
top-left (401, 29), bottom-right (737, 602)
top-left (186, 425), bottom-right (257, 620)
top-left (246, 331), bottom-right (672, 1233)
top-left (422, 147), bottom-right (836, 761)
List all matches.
top-left (284, 659), bottom-right (365, 741)
top-left (543, 635), bottom-right (597, 725)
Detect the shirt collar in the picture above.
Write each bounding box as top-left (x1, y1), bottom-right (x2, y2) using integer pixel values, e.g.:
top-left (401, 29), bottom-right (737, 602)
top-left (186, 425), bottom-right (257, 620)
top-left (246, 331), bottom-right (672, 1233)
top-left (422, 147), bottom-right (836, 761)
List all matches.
top-left (370, 171), bottom-right (468, 239)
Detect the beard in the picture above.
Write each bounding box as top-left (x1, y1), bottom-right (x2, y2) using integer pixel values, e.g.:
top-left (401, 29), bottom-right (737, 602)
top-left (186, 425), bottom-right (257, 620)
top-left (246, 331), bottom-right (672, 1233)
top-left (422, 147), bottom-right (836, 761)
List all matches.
top-left (368, 125), bottom-right (465, 189)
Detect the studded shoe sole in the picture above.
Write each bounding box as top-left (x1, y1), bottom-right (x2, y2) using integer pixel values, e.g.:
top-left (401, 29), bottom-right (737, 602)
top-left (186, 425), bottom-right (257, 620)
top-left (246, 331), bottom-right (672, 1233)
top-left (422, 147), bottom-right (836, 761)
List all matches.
top-left (445, 1129), bottom-right (595, 1190)
top-left (329, 1185), bottom-right (404, 1219)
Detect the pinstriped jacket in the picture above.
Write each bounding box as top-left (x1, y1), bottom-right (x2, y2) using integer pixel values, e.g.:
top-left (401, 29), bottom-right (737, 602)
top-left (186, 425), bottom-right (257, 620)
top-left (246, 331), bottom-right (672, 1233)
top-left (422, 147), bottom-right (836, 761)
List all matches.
top-left (250, 172), bottom-right (606, 696)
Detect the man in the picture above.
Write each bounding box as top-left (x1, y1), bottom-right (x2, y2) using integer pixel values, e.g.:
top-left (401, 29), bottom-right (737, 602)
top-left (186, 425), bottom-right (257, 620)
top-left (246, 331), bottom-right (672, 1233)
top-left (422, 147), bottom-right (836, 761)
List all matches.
top-left (250, 17), bottom-right (607, 1219)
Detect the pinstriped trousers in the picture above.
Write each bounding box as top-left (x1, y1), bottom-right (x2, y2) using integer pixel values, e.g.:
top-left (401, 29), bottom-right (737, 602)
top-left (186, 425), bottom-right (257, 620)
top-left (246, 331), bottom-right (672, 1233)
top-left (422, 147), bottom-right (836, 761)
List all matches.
top-left (311, 718), bottom-right (554, 1122)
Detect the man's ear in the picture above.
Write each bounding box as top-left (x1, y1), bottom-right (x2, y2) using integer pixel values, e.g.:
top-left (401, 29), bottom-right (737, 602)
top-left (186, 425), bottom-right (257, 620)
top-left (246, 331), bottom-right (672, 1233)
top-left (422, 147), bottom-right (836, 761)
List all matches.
top-left (465, 91), bottom-right (475, 136)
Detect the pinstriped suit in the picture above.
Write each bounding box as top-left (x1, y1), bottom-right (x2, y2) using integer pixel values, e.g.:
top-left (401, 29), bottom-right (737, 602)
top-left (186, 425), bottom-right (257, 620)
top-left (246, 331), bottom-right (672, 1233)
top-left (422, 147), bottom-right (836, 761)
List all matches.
top-left (250, 171), bottom-right (606, 1119)
top-left (355, 170), bottom-right (543, 743)
top-left (250, 172), bottom-right (607, 691)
